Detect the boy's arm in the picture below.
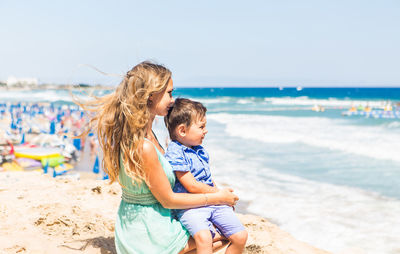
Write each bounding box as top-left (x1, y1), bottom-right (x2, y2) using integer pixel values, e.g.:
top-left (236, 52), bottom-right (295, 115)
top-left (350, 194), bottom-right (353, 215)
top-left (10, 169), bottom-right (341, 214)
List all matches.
top-left (175, 171), bottom-right (219, 193)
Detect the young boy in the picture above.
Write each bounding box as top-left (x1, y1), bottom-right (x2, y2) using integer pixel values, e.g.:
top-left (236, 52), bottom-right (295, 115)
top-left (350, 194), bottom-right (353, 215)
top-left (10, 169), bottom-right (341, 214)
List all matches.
top-left (164, 98), bottom-right (248, 254)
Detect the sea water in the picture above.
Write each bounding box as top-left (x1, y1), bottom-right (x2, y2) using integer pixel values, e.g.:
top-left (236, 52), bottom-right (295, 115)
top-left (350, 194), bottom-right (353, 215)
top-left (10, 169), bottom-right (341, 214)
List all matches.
top-left (1, 87), bottom-right (400, 254)
top-left (170, 88), bottom-right (400, 254)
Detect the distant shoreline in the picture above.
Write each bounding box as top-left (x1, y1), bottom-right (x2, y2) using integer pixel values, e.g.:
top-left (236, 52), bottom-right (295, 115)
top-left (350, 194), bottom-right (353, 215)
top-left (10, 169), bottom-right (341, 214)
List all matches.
top-left (0, 84), bottom-right (115, 91)
top-left (1, 84), bottom-right (400, 90)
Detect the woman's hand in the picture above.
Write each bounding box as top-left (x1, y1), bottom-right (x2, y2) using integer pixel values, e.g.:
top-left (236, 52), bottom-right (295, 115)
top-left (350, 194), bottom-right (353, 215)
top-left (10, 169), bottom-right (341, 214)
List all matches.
top-left (217, 188), bottom-right (238, 206)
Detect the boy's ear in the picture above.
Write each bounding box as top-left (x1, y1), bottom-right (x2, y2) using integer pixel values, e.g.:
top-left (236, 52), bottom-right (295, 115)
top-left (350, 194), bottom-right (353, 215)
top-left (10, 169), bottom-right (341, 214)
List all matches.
top-left (176, 124), bottom-right (186, 137)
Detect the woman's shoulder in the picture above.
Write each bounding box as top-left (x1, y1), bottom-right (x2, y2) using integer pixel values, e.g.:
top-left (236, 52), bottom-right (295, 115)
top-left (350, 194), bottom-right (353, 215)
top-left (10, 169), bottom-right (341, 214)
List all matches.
top-left (142, 140), bottom-right (159, 160)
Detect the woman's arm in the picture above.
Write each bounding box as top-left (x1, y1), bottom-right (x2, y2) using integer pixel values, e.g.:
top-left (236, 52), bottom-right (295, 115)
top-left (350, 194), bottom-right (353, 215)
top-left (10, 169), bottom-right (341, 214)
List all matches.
top-left (142, 141), bottom-right (237, 209)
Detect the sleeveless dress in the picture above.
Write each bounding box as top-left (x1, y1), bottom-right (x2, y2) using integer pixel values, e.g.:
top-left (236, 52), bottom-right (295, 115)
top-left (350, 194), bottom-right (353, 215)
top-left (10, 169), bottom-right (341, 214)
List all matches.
top-left (115, 139), bottom-right (190, 254)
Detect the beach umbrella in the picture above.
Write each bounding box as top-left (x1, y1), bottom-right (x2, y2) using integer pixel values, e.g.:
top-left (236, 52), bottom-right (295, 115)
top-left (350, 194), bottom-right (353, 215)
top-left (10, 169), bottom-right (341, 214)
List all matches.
top-left (49, 121), bottom-right (56, 135)
top-left (43, 161), bottom-right (49, 174)
top-left (73, 138), bottom-right (81, 151)
top-left (93, 155), bottom-right (100, 174)
top-left (20, 133), bottom-right (25, 144)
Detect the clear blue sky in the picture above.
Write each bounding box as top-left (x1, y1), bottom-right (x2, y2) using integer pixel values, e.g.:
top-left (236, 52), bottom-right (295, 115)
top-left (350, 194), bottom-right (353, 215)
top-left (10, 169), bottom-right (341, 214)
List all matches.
top-left (1, 0), bottom-right (399, 87)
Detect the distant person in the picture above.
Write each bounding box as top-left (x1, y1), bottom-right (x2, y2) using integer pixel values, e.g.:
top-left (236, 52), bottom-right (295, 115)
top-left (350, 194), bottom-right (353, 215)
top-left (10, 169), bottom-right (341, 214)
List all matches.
top-left (384, 103), bottom-right (393, 112)
top-left (88, 132), bottom-right (98, 163)
top-left (164, 98), bottom-right (248, 254)
top-left (364, 103), bottom-right (372, 113)
top-left (78, 61), bottom-right (237, 254)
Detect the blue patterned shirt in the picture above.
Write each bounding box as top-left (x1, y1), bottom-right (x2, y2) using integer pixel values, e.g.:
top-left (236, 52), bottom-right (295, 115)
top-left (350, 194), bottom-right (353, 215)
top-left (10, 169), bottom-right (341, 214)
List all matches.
top-left (164, 140), bottom-right (214, 193)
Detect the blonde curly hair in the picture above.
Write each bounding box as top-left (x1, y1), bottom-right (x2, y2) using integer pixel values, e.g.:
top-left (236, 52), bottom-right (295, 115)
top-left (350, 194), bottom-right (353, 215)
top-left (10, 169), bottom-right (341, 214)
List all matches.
top-left (79, 61), bottom-right (171, 185)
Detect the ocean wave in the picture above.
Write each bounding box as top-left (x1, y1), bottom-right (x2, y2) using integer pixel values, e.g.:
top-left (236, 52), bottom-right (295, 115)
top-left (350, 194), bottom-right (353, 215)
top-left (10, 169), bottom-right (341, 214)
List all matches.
top-left (265, 97), bottom-right (390, 108)
top-left (186, 97), bottom-right (232, 104)
top-left (208, 113), bottom-right (400, 163)
top-left (181, 95), bottom-right (392, 109)
top-left (207, 143), bottom-right (400, 254)
top-left (385, 121), bottom-right (400, 129)
top-left (2, 89), bottom-right (394, 110)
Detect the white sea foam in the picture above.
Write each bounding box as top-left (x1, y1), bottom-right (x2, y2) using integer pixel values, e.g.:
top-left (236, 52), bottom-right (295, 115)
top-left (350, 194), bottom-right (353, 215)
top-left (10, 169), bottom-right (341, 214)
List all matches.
top-left (385, 121), bottom-right (400, 129)
top-left (207, 143), bottom-right (400, 254)
top-left (208, 113), bottom-right (400, 163)
top-left (188, 97), bottom-right (232, 105)
top-left (265, 97), bottom-right (390, 108)
top-left (1, 89), bottom-right (394, 110)
top-left (237, 99), bottom-right (252, 104)
top-left (185, 96), bottom-right (392, 110)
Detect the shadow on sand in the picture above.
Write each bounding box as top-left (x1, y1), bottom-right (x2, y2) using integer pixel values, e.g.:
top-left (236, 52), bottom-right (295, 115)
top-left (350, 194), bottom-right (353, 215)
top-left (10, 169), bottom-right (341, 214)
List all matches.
top-left (59, 236), bottom-right (116, 254)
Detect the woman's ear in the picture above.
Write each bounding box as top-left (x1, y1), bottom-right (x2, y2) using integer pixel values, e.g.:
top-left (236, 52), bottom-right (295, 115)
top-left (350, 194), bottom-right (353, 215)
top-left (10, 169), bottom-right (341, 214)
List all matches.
top-left (176, 124), bottom-right (186, 137)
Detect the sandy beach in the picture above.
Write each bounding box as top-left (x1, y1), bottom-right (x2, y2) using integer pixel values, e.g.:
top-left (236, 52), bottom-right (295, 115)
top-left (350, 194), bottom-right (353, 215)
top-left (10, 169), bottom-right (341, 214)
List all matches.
top-left (0, 171), bottom-right (330, 254)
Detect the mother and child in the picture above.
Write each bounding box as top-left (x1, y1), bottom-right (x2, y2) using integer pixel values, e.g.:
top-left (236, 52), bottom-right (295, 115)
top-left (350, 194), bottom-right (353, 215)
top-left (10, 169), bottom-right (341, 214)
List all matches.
top-left (82, 61), bottom-right (247, 253)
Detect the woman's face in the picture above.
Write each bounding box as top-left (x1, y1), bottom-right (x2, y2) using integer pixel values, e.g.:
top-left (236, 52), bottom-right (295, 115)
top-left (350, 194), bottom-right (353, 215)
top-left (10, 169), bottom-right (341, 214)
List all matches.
top-left (149, 78), bottom-right (174, 116)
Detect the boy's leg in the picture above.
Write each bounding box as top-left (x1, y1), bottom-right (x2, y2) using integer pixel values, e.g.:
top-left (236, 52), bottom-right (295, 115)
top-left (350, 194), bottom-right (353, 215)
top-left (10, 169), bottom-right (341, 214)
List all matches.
top-left (178, 207), bottom-right (216, 254)
top-left (225, 230), bottom-right (248, 254)
top-left (193, 230), bottom-right (213, 254)
top-left (179, 235), bottom-right (228, 254)
top-left (210, 206), bottom-right (248, 254)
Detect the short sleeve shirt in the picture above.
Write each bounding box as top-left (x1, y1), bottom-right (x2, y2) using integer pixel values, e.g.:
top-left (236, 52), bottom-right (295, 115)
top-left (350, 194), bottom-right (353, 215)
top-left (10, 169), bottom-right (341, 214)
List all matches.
top-left (164, 140), bottom-right (214, 193)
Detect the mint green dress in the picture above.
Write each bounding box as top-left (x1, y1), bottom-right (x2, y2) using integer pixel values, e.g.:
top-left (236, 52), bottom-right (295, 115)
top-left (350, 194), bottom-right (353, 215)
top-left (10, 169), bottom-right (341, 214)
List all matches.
top-left (115, 140), bottom-right (190, 254)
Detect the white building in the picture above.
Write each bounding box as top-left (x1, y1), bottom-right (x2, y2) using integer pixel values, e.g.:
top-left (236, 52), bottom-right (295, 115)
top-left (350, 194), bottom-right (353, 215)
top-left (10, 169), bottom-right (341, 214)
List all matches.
top-left (6, 76), bottom-right (39, 87)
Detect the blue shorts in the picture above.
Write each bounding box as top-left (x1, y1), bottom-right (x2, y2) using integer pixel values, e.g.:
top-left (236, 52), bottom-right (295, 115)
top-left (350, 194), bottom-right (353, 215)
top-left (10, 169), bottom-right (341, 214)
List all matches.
top-left (176, 205), bottom-right (245, 238)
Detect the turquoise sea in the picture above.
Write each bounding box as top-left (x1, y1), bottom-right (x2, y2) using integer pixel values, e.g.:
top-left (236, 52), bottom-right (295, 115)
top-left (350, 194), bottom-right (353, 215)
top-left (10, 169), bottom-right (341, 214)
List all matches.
top-left (1, 87), bottom-right (400, 254)
top-left (164, 88), bottom-right (400, 254)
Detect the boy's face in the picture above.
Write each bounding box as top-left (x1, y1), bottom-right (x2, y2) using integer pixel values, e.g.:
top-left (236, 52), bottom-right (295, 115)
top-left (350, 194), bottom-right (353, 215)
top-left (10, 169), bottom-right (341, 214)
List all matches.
top-left (178, 116), bottom-right (208, 147)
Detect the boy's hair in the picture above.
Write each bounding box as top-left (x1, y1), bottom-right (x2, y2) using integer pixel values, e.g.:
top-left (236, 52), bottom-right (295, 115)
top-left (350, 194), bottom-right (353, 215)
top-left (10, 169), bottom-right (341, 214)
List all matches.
top-left (164, 98), bottom-right (207, 140)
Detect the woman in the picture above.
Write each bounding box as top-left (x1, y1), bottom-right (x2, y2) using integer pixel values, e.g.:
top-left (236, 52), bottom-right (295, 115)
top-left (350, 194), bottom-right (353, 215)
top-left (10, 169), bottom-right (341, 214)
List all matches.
top-left (81, 61), bottom-right (238, 253)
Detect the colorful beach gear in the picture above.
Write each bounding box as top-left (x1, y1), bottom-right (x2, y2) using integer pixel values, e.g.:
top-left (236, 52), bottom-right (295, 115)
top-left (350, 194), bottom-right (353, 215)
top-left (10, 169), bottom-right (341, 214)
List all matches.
top-left (14, 147), bottom-right (61, 160)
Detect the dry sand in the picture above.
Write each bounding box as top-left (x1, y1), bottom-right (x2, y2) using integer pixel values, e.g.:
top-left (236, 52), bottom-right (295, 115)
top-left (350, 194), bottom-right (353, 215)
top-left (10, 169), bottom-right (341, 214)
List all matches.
top-left (0, 171), bottom-right (330, 254)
